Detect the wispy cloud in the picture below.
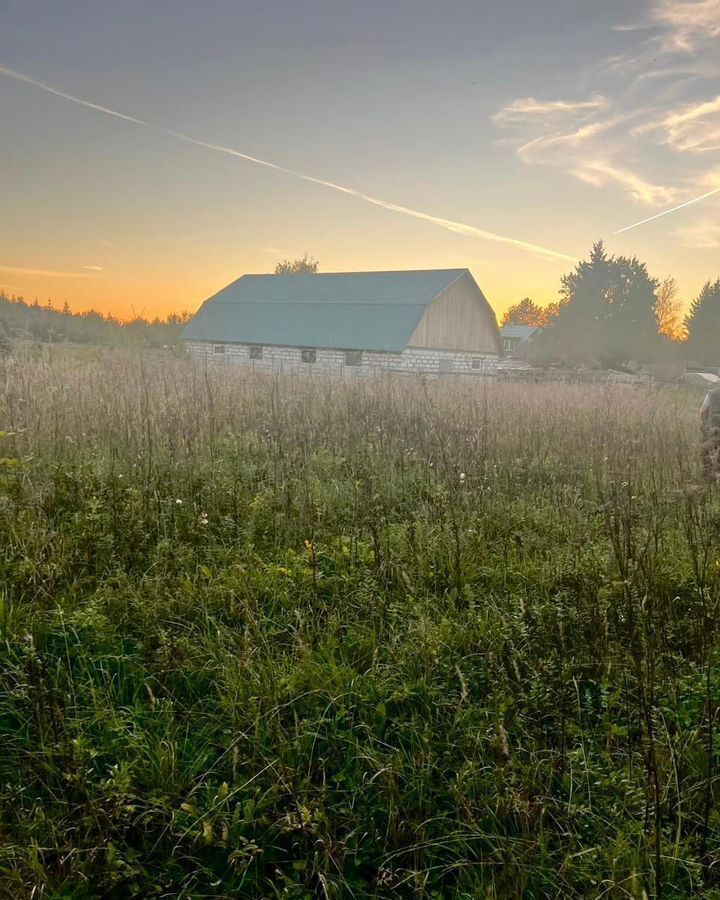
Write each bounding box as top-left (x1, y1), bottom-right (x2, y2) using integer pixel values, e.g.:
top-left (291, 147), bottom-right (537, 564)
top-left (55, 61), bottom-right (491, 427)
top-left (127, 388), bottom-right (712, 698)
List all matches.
top-left (671, 215), bottom-right (720, 248)
top-left (494, 94), bottom-right (673, 206)
top-left (492, 96), bottom-right (607, 125)
top-left (0, 65), bottom-right (574, 263)
top-left (703, 168), bottom-right (720, 189)
top-left (653, 0), bottom-right (720, 51)
top-left (606, 0), bottom-right (720, 66)
top-left (82, 265), bottom-right (104, 271)
top-left (516, 122), bottom-right (611, 164)
top-left (572, 160), bottom-right (677, 206)
top-left (494, 0), bottom-right (720, 232)
top-left (0, 263), bottom-right (99, 278)
top-left (98, 239), bottom-right (116, 249)
top-left (639, 95), bottom-right (720, 153)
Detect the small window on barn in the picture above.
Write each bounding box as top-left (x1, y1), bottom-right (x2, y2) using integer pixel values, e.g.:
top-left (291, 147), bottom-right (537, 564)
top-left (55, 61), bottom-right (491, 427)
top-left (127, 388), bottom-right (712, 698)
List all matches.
top-left (213, 343), bottom-right (226, 355)
top-left (301, 348), bottom-right (317, 364)
top-left (472, 358), bottom-right (483, 370)
top-left (249, 345), bottom-right (263, 360)
top-left (438, 358), bottom-right (453, 374)
top-left (503, 338), bottom-right (513, 352)
top-left (345, 350), bottom-right (363, 367)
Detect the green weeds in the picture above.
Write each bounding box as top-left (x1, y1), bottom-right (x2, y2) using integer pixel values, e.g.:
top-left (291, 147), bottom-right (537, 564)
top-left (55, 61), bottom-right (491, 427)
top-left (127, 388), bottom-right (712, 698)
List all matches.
top-left (0, 352), bottom-right (718, 897)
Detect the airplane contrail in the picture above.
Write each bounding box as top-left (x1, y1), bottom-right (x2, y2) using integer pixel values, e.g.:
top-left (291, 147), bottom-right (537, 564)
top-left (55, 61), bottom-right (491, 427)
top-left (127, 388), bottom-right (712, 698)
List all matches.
top-left (615, 186), bottom-right (720, 234)
top-left (0, 65), bottom-right (575, 263)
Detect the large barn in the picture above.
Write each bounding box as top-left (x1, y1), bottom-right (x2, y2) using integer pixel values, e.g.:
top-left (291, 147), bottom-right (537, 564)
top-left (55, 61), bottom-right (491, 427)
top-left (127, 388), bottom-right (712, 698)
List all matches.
top-left (181, 268), bottom-right (502, 376)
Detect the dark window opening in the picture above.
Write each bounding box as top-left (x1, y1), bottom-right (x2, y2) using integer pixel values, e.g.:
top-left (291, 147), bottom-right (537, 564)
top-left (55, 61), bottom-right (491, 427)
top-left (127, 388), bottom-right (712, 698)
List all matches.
top-left (345, 350), bottom-right (363, 367)
top-left (438, 358), bottom-right (453, 374)
top-left (301, 348), bottom-right (317, 363)
top-left (213, 343), bottom-right (226, 355)
top-left (249, 345), bottom-right (263, 360)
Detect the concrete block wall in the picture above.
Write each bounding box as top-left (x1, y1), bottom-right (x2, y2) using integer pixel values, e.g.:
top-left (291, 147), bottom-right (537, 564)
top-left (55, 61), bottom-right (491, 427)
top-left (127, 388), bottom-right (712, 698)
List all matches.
top-left (184, 341), bottom-right (498, 377)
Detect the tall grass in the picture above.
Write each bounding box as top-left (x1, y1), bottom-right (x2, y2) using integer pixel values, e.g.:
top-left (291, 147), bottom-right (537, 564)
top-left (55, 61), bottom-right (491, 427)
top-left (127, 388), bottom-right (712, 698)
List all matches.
top-left (1, 349), bottom-right (719, 898)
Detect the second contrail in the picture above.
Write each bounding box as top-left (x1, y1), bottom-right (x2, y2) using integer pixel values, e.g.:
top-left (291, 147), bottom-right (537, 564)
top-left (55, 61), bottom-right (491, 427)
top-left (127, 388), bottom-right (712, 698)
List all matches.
top-left (615, 186), bottom-right (720, 234)
top-left (0, 65), bottom-right (575, 263)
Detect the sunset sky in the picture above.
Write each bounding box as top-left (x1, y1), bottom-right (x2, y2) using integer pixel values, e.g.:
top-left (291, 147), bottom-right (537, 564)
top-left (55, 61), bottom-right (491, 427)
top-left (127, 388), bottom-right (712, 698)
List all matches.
top-left (1, 0), bottom-right (719, 321)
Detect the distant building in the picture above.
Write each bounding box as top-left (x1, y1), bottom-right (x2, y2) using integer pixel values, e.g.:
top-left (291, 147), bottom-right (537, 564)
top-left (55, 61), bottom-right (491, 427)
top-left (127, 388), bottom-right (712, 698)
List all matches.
top-left (182, 269), bottom-right (502, 376)
top-left (501, 324), bottom-right (542, 354)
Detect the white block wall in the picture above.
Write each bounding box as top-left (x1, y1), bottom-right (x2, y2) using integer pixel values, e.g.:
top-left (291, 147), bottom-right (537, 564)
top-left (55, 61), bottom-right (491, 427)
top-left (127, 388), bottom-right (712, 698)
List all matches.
top-left (184, 340), bottom-right (498, 378)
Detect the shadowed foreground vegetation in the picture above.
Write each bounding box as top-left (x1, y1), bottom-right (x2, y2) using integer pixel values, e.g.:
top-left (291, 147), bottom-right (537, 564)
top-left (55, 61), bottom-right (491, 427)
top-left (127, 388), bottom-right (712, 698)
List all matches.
top-left (2, 352), bottom-right (720, 898)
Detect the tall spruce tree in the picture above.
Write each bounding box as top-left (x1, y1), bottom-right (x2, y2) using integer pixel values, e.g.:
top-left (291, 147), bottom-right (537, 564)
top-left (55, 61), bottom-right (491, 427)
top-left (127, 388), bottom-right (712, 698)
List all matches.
top-left (535, 241), bottom-right (661, 367)
top-left (684, 279), bottom-right (720, 366)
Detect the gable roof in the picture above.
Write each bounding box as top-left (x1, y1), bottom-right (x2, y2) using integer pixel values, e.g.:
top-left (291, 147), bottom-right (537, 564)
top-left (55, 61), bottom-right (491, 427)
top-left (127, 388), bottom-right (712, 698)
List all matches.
top-left (501, 325), bottom-right (542, 340)
top-left (181, 269), bottom-right (470, 352)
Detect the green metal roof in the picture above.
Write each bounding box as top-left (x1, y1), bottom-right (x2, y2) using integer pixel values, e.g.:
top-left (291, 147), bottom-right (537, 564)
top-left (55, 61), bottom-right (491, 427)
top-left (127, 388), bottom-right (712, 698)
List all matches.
top-left (181, 269), bottom-right (469, 352)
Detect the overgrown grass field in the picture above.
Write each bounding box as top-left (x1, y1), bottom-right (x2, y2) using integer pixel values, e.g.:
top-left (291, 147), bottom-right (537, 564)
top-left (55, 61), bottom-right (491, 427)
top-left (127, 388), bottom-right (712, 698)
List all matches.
top-left (1, 351), bottom-right (719, 898)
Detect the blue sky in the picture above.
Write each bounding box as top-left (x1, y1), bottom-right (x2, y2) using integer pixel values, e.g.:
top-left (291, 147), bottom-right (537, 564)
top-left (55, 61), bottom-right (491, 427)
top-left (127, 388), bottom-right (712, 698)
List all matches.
top-left (1, 0), bottom-right (718, 317)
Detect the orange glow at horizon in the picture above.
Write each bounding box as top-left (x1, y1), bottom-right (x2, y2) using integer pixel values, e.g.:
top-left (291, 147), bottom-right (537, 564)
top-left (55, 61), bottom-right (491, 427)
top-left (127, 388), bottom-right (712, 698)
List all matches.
top-left (0, 256), bottom-right (570, 325)
top-left (1, 241), bottom-right (705, 328)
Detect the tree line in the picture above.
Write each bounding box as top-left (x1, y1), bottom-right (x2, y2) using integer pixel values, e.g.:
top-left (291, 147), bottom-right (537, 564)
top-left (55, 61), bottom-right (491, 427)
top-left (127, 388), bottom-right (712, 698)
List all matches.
top-left (502, 241), bottom-right (720, 368)
top-left (0, 292), bottom-right (192, 351)
top-left (6, 247), bottom-right (718, 369)
top-left (0, 254), bottom-right (318, 352)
